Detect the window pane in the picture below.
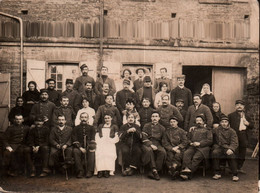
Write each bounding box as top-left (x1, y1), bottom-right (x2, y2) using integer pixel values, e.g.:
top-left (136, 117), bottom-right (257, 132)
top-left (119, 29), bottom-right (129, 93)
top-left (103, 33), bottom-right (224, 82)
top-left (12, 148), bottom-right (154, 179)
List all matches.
top-left (51, 66), bottom-right (56, 73)
top-left (57, 74), bottom-right (62, 81)
top-left (57, 82), bottom-right (62, 89)
top-left (51, 74), bottom-right (56, 80)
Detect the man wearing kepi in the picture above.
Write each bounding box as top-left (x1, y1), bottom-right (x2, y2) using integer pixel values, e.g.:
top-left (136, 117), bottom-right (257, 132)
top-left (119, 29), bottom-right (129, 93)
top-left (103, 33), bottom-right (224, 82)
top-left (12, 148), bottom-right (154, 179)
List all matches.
top-left (74, 64), bottom-right (95, 94)
top-left (228, 100), bottom-right (253, 174)
top-left (212, 115), bottom-right (239, 182)
top-left (72, 112), bottom-right (96, 178)
top-left (142, 111), bottom-right (166, 181)
top-left (180, 114), bottom-right (213, 180)
top-left (162, 116), bottom-right (188, 180)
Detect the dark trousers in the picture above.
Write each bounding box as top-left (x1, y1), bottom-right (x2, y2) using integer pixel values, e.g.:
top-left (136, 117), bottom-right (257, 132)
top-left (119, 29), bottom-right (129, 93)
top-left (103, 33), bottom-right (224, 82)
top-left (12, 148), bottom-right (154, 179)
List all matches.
top-left (31, 146), bottom-right (50, 171)
top-left (141, 145), bottom-right (166, 171)
top-left (121, 143), bottom-right (142, 168)
top-left (73, 148), bottom-right (95, 173)
top-left (237, 145), bottom-right (247, 170)
top-left (49, 147), bottom-right (73, 167)
top-left (165, 151), bottom-right (183, 169)
top-left (212, 147), bottom-right (237, 176)
top-left (182, 147), bottom-right (204, 173)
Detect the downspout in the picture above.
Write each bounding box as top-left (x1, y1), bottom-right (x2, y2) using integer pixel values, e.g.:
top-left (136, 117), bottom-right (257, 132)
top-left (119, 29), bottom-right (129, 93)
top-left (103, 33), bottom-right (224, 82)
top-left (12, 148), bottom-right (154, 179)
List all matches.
top-left (99, 0), bottom-right (104, 67)
top-left (0, 12), bottom-right (23, 95)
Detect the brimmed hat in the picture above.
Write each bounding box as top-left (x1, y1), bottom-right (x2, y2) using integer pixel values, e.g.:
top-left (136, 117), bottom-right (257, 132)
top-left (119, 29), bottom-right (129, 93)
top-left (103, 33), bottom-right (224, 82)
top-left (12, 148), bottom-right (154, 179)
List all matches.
top-left (176, 99), bottom-right (184, 103)
top-left (66, 79), bottom-right (73, 84)
top-left (196, 114), bottom-right (205, 122)
top-left (40, 89), bottom-right (48, 94)
top-left (235, 100), bottom-right (245, 105)
top-left (169, 116), bottom-right (179, 122)
top-left (136, 68), bottom-right (146, 74)
top-left (177, 75), bottom-right (186, 79)
top-left (46, 78), bottom-right (56, 84)
top-left (220, 115), bottom-right (229, 121)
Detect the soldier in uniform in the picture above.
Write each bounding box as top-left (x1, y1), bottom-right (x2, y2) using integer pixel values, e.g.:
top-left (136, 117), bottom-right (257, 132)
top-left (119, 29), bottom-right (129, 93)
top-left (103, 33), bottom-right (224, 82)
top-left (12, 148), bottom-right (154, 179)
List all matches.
top-left (46, 78), bottom-right (61, 107)
top-left (72, 112), bottom-right (96, 178)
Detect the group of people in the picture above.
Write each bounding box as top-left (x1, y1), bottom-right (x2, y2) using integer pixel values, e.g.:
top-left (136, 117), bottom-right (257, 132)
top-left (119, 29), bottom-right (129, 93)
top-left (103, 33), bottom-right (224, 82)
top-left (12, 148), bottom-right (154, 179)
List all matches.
top-left (0, 64), bottom-right (253, 182)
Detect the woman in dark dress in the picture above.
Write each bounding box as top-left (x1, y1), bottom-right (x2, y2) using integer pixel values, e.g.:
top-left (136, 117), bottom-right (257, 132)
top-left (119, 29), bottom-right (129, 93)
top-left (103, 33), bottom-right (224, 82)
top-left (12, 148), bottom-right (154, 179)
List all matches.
top-left (200, 83), bottom-right (216, 111)
top-left (8, 97), bottom-right (30, 125)
top-left (211, 102), bottom-right (225, 129)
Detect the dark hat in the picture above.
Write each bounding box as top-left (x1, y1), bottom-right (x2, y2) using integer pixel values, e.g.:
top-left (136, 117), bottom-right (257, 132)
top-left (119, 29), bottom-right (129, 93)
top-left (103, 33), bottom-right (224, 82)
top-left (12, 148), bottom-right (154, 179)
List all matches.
top-left (220, 115), bottom-right (229, 121)
top-left (123, 79), bottom-right (130, 85)
top-left (177, 74), bottom-right (186, 79)
top-left (196, 114), bottom-right (205, 122)
top-left (176, 98), bottom-right (184, 103)
top-left (80, 64), bottom-right (88, 70)
top-left (122, 69), bottom-right (132, 76)
top-left (143, 76), bottom-right (152, 82)
top-left (34, 115), bottom-right (44, 122)
top-left (169, 116), bottom-right (179, 122)
top-left (40, 89), bottom-right (48, 94)
top-left (66, 79), bottom-right (73, 84)
top-left (136, 67), bottom-right (146, 74)
top-left (46, 78), bottom-right (56, 83)
top-left (235, 100), bottom-right (245, 105)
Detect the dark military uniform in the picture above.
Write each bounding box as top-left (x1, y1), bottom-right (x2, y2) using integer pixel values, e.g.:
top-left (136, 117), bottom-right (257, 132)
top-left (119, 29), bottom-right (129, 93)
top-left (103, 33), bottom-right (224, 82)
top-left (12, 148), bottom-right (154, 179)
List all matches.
top-left (72, 123), bottom-right (96, 175)
top-left (141, 122), bottom-right (166, 171)
top-left (52, 106), bottom-right (75, 127)
top-left (138, 107), bottom-right (155, 129)
top-left (47, 88), bottom-right (61, 107)
top-left (212, 126), bottom-right (238, 176)
top-left (73, 75), bottom-right (95, 94)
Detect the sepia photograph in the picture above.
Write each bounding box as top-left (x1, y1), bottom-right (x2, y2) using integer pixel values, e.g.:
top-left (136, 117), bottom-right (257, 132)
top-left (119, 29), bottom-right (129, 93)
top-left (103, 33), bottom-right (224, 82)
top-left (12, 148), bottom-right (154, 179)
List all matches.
top-left (0, 0), bottom-right (259, 192)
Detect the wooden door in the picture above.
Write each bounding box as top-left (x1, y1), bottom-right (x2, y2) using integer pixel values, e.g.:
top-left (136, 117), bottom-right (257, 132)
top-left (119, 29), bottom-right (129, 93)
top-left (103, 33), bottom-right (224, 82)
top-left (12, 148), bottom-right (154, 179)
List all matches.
top-left (0, 73), bottom-right (10, 132)
top-left (212, 68), bottom-right (245, 115)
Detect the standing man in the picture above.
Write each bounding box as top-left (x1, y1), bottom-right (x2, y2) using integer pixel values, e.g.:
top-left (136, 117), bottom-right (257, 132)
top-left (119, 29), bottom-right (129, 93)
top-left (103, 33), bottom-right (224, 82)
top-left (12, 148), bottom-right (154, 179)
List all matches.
top-left (154, 67), bottom-right (173, 93)
top-left (228, 100), bottom-right (253, 174)
top-left (133, 68), bottom-right (145, 92)
top-left (46, 78), bottom-right (61, 107)
top-left (62, 79), bottom-right (81, 113)
top-left (170, 75), bottom-right (192, 111)
top-left (94, 83), bottom-right (111, 111)
top-left (80, 81), bottom-right (97, 110)
top-left (95, 66), bottom-right (116, 95)
top-left (175, 99), bottom-right (187, 129)
top-left (142, 111), bottom-right (166, 181)
top-left (116, 79), bottom-right (136, 117)
top-left (138, 98), bottom-right (155, 129)
top-left (157, 94), bottom-right (183, 129)
top-left (74, 64), bottom-right (95, 94)
top-left (72, 112), bottom-right (96, 178)
top-left (30, 89), bottom-right (56, 127)
top-left (184, 94), bottom-right (213, 131)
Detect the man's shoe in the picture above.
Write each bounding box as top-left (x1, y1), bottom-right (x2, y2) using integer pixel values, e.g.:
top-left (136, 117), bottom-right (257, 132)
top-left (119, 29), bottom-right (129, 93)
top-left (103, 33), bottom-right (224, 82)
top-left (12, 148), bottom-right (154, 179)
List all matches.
top-left (39, 172), bottom-right (48, 177)
top-left (127, 168), bottom-right (136, 176)
top-left (237, 169), bottom-right (246, 174)
top-left (212, 174), bottom-right (221, 180)
top-left (147, 171), bottom-right (154, 179)
top-left (180, 174), bottom-right (189, 180)
top-left (7, 171), bottom-right (17, 177)
top-left (42, 168), bottom-right (51, 174)
top-left (97, 171), bottom-right (103, 178)
top-left (76, 171), bottom-right (84, 178)
top-left (30, 172), bottom-right (36, 178)
top-left (232, 176), bottom-right (239, 182)
top-left (104, 171), bottom-right (110, 178)
top-left (122, 169), bottom-right (128, 176)
top-left (152, 170), bottom-right (160, 181)
top-left (171, 171), bottom-right (179, 180)
top-left (86, 171), bottom-right (93, 178)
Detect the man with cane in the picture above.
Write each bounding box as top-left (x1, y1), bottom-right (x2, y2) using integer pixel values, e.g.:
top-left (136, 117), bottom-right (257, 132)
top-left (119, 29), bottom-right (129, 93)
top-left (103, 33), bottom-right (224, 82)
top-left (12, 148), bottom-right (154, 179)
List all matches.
top-left (72, 112), bottom-right (96, 178)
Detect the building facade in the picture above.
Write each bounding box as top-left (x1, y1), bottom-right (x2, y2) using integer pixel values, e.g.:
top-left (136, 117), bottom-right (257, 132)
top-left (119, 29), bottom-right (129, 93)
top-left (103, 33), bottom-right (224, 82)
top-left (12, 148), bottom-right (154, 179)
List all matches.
top-left (0, 0), bottom-right (259, 145)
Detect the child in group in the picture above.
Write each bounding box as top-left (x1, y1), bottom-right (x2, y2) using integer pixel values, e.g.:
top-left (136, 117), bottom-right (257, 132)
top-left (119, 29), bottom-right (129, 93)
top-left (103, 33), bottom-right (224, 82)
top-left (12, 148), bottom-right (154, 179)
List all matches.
top-left (122, 98), bottom-right (140, 126)
top-left (75, 97), bottom-right (95, 126)
top-left (95, 113), bottom-right (119, 178)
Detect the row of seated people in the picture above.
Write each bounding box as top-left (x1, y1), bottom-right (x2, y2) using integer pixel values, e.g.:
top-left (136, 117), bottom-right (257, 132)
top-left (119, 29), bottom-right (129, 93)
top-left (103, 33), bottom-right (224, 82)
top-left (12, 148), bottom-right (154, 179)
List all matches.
top-left (0, 105), bottom-right (249, 182)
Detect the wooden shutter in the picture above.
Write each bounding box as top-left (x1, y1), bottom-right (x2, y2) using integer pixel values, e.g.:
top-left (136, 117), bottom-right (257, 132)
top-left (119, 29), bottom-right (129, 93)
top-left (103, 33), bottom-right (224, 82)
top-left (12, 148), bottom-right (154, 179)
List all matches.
top-left (26, 59), bottom-right (46, 90)
top-left (0, 73), bottom-right (10, 132)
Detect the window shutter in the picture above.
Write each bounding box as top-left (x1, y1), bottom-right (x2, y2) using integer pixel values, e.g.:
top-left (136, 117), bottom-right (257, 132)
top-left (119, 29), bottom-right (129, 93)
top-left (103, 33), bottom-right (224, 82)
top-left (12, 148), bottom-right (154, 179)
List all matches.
top-left (26, 59), bottom-right (46, 90)
top-left (0, 73), bottom-right (10, 132)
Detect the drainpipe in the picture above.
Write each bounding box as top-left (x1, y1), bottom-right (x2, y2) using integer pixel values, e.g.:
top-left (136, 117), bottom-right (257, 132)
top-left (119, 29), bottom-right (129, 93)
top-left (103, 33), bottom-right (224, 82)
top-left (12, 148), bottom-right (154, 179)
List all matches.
top-left (99, 0), bottom-right (104, 67)
top-left (0, 12), bottom-right (24, 95)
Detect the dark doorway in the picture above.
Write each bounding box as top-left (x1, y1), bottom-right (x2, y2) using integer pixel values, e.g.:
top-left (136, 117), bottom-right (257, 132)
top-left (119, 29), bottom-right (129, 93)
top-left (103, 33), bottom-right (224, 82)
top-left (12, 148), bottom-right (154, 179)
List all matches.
top-left (182, 66), bottom-right (212, 95)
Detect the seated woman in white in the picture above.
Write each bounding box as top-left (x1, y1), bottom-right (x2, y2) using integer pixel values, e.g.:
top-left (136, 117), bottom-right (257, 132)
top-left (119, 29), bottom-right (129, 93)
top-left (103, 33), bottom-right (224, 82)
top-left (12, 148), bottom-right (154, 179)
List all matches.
top-left (95, 113), bottom-right (119, 178)
top-left (154, 82), bottom-right (170, 109)
top-left (75, 97), bottom-right (95, 126)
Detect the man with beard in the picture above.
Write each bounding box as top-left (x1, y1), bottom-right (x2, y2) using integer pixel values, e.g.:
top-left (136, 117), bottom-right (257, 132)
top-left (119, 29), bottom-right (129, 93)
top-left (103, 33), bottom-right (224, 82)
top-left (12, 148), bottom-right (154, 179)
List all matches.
top-left (170, 75), bottom-right (192, 111)
top-left (180, 114), bottom-right (213, 180)
top-left (94, 83), bottom-right (111, 111)
top-left (95, 66), bottom-right (116, 95)
top-left (119, 113), bottom-right (142, 176)
top-left (3, 114), bottom-right (30, 177)
top-left (30, 89), bottom-right (56, 127)
top-left (116, 79), bottom-right (136, 117)
top-left (138, 98), bottom-right (155, 129)
top-left (157, 94), bottom-right (183, 129)
top-left (72, 112), bottom-right (96, 178)
top-left (175, 99), bottom-right (187, 129)
top-left (46, 78), bottom-right (61, 107)
top-left (74, 64), bottom-right (95, 94)
top-left (94, 94), bottom-right (122, 127)
top-left (62, 79), bottom-right (81, 113)
top-left (184, 94), bottom-right (213, 131)
top-left (154, 67), bottom-right (173, 93)
top-left (228, 100), bottom-right (253, 174)
top-left (80, 81), bottom-right (96, 110)
top-left (162, 116), bottom-right (188, 180)
top-left (212, 115), bottom-right (239, 181)
top-left (142, 111), bottom-right (166, 181)
top-left (49, 114), bottom-right (73, 171)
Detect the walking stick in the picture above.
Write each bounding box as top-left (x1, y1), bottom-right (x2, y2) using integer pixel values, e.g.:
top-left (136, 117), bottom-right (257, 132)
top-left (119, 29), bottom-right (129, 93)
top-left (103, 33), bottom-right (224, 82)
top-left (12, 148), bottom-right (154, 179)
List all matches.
top-left (83, 135), bottom-right (88, 172)
top-left (62, 148), bottom-right (69, 181)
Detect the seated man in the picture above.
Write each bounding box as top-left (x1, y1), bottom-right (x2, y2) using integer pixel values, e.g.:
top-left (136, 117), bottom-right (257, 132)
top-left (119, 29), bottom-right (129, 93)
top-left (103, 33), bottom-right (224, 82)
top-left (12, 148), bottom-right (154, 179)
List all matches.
top-left (212, 115), bottom-right (239, 182)
top-left (180, 114), bottom-right (213, 180)
top-left (119, 113), bottom-right (142, 176)
top-left (138, 98), bottom-right (155, 129)
top-left (3, 114), bottom-right (30, 176)
top-left (141, 111), bottom-right (166, 181)
top-left (162, 116), bottom-right (188, 180)
top-left (49, 114), bottom-right (73, 171)
top-left (27, 116), bottom-right (51, 177)
top-left (72, 112), bottom-right (96, 178)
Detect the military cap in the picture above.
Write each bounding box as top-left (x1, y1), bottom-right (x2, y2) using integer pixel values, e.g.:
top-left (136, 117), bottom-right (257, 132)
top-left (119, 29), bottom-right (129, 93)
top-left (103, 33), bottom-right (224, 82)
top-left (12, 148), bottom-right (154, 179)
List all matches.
top-left (46, 78), bottom-right (56, 84)
top-left (176, 99), bottom-right (184, 103)
top-left (40, 89), bottom-right (48, 94)
top-left (34, 115), bottom-right (44, 122)
top-left (196, 114), bottom-right (205, 122)
top-left (80, 64), bottom-right (88, 70)
top-left (123, 79), bottom-right (131, 85)
top-left (169, 116), bottom-right (179, 122)
top-left (143, 76), bottom-right (152, 82)
top-left (66, 79), bottom-right (73, 84)
top-left (220, 115), bottom-right (229, 121)
top-left (235, 100), bottom-right (245, 105)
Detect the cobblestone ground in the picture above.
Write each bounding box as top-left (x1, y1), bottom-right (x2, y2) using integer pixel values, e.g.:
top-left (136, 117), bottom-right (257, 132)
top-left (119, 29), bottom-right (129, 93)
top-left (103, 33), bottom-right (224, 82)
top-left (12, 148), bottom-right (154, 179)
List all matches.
top-left (0, 157), bottom-right (258, 193)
